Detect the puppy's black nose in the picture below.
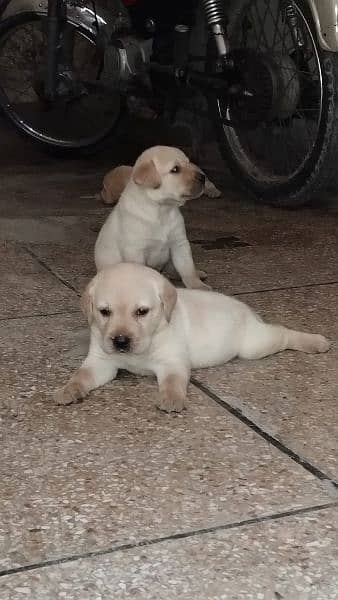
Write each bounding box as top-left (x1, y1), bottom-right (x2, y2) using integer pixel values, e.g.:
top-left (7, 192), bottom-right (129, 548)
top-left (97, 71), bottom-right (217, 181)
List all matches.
top-left (113, 335), bottom-right (131, 352)
top-left (196, 172), bottom-right (205, 185)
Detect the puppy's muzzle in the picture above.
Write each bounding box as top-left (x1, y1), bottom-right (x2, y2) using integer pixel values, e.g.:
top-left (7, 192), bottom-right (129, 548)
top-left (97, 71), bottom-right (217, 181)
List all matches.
top-left (112, 334), bottom-right (131, 353)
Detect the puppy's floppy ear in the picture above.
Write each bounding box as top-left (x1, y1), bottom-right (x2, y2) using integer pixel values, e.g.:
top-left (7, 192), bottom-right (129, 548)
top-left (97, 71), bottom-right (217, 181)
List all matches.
top-left (133, 160), bottom-right (161, 189)
top-left (160, 278), bottom-right (178, 323)
top-left (80, 278), bottom-right (96, 325)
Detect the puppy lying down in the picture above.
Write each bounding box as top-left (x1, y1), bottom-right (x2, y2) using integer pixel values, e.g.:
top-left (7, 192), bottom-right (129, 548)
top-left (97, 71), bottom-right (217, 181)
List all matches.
top-left (55, 263), bottom-right (329, 413)
top-left (95, 146), bottom-right (218, 290)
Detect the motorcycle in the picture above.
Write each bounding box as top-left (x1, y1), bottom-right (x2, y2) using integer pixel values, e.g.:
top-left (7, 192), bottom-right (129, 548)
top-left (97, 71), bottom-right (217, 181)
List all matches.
top-left (0, 0), bottom-right (338, 207)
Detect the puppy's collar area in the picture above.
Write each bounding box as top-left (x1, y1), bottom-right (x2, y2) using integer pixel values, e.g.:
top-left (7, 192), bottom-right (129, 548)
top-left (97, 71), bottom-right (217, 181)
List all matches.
top-left (122, 187), bottom-right (180, 219)
top-left (130, 181), bottom-right (180, 205)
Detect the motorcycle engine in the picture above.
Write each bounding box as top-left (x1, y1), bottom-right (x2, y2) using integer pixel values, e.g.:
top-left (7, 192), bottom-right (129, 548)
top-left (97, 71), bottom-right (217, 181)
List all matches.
top-left (101, 36), bottom-right (153, 89)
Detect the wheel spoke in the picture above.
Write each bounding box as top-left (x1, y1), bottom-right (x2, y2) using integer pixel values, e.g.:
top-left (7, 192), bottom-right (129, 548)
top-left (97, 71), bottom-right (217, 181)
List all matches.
top-left (247, 7), bottom-right (260, 47)
top-left (0, 17), bottom-right (120, 148)
top-left (271, 1), bottom-right (283, 49)
top-left (219, 0), bottom-right (322, 180)
top-left (254, 1), bottom-right (271, 50)
top-left (295, 109), bottom-right (314, 148)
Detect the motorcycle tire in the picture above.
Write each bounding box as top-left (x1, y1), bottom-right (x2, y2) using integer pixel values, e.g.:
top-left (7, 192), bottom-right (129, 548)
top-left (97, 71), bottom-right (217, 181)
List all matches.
top-left (208, 0), bottom-right (338, 207)
top-left (0, 12), bottom-right (122, 155)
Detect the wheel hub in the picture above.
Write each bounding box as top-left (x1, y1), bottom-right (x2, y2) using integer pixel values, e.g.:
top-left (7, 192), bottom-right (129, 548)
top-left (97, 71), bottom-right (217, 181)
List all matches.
top-left (265, 52), bottom-right (301, 120)
top-left (227, 49), bottom-right (301, 128)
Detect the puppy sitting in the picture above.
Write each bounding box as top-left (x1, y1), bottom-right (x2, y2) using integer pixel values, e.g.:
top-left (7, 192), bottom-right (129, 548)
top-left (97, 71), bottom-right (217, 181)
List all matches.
top-left (55, 263), bottom-right (330, 413)
top-left (100, 165), bottom-right (221, 205)
top-left (94, 146), bottom-right (214, 290)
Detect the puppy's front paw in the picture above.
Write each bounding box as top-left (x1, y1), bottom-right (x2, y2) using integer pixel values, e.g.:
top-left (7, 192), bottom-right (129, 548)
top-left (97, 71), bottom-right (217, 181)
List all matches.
top-left (156, 392), bottom-right (186, 414)
top-left (54, 381), bottom-right (85, 406)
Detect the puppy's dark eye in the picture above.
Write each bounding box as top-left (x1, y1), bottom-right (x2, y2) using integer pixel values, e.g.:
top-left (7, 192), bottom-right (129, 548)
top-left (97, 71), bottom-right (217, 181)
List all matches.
top-left (135, 307), bottom-right (150, 317)
top-left (99, 308), bottom-right (111, 317)
top-left (170, 165), bottom-right (181, 174)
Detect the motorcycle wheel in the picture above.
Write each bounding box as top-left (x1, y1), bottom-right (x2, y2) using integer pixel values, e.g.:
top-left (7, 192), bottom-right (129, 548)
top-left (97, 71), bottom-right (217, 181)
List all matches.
top-left (208, 0), bottom-right (338, 207)
top-left (0, 12), bottom-right (121, 154)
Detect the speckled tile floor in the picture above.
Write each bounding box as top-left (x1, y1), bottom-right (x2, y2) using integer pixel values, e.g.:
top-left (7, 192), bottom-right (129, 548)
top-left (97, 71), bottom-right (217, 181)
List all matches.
top-left (0, 119), bottom-right (337, 599)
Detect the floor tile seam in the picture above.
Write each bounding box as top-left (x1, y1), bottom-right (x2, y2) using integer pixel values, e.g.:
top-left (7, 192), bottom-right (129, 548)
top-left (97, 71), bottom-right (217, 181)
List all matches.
top-left (1, 172), bottom-right (102, 181)
top-left (0, 501), bottom-right (337, 579)
top-left (0, 209), bottom-right (105, 217)
top-left (231, 280), bottom-right (338, 297)
top-left (23, 246), bottom-right (80, 297)
top-left (15, 248), bottom-right (338, 302)
top-left (191, 378), bottom-right (338, 488)
top-left (0, 309), bottom-right (81, 322)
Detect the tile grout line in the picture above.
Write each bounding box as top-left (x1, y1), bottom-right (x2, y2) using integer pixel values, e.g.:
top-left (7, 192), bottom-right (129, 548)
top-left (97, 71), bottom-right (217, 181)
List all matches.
top-left (0, 501), bottom-right (337, 579)
top-left (6, 251), bottom-right (337, 483)
top-left (191, 378), bottom-right (338, 488)
top-left (20, 246), bottom-right (338, 301)
top-left (231, 279), bottom-right (338, 297)
top-left (23, 245), bottom-right (80, 297)
top-left (0, 310), bottom-right (81, 322)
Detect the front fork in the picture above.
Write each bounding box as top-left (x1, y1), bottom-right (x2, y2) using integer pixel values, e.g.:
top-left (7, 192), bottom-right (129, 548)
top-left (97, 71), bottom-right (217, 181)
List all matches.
top-left (44, 0), bottom-right (77, 100)
top-left (171, 0), bottom-right (230, 79)
top-left (44, 0), bottom-right (64, 100)
top-left (201, 0), bottom-right (229, 58)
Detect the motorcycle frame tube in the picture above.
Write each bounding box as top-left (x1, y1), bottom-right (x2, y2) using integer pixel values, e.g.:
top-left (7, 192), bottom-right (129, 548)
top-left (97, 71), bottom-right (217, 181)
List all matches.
top-left (0, 0), bottom-right (338, 51)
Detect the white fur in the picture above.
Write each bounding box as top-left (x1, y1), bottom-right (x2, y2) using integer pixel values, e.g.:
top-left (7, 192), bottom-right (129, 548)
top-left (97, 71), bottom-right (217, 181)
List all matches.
top-left (94, 146), bottom-right (210, 290)
top-left (55, 264), bottom-right (330, 411)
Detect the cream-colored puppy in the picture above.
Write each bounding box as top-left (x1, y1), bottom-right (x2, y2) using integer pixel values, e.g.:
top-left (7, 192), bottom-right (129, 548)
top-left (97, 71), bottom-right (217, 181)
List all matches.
top-left (94, 146), bottom-right (213, 289)
top-left (55, 263), bottom-right (330, 412)
top-left (100, 164), bottom-right (221, 205)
